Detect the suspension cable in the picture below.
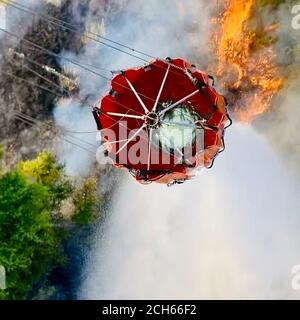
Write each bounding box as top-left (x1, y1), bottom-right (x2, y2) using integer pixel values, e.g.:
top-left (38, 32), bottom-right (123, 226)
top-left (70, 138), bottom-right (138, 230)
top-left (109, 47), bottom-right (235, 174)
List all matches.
top-left (22, 63), bottom-right (69, 96)
top-left (7, 49), bottom-right (146, 117)
top-left (0, 0), bottom-right (188, 74)
top-left (15, 111), bottom-right (97, 149)
top-left (15, 114), bottom-right (96, 155)
top-left (2, 69), bottom-right (150, 147)
top-left (2, 69), bottom-right (65, 97)
top-left (0, 0), bottom-right (150, 63)
top-left (6, 0), bottom-right (156, 60)
top-left (0, 28), bottom-right (160, 104)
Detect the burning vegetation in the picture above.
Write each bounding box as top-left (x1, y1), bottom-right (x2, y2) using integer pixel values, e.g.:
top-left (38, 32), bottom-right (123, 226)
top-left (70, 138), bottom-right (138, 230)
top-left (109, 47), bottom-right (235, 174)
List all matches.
top-left (210, 0), bottom-right (287, 123)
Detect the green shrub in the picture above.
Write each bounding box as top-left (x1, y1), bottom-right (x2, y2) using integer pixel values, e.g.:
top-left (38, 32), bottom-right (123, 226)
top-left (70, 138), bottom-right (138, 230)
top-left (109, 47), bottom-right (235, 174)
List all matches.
top-left (72, 178), bottom-right (98, 226)
top-left (257, 0), bottom-right (299, 8)
top-left (18, 152), bottom-right (74, 214)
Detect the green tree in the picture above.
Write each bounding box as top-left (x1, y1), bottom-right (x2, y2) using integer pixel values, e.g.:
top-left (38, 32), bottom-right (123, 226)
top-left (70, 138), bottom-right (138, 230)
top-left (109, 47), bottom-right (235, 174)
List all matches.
top-left (0, 145), bottom-right (4, 173)
top-left (0, 151), bottom-right (101, 299)
top-left (0, 171), bottom-right (59, 299)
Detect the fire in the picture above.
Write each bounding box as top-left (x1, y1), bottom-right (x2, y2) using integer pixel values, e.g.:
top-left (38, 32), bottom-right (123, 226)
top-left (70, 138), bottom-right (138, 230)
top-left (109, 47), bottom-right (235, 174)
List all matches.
top-left (211, 0), bottom-right (285, 123)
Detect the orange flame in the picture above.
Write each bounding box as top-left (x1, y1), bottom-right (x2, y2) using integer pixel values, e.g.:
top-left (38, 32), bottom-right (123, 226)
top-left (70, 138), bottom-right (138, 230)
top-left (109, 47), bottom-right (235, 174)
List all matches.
top-left (211, 0), bottom-right (285, 123)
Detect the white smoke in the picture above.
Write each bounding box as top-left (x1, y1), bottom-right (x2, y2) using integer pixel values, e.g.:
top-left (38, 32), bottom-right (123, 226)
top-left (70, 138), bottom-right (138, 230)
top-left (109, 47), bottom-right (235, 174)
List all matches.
top-left (263, 7), bottom-right (300, 173)
top-left (0, 0), bottom-right (37, 39)
top-left (53, 99), bottom-right (97, 176)
top-left (264, 76), bottom-right (300, 173)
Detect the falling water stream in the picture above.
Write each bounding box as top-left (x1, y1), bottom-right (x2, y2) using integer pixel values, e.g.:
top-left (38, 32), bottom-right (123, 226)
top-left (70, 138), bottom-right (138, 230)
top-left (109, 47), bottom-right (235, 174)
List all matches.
top-left (79, 124), bottom-right (300, 299)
